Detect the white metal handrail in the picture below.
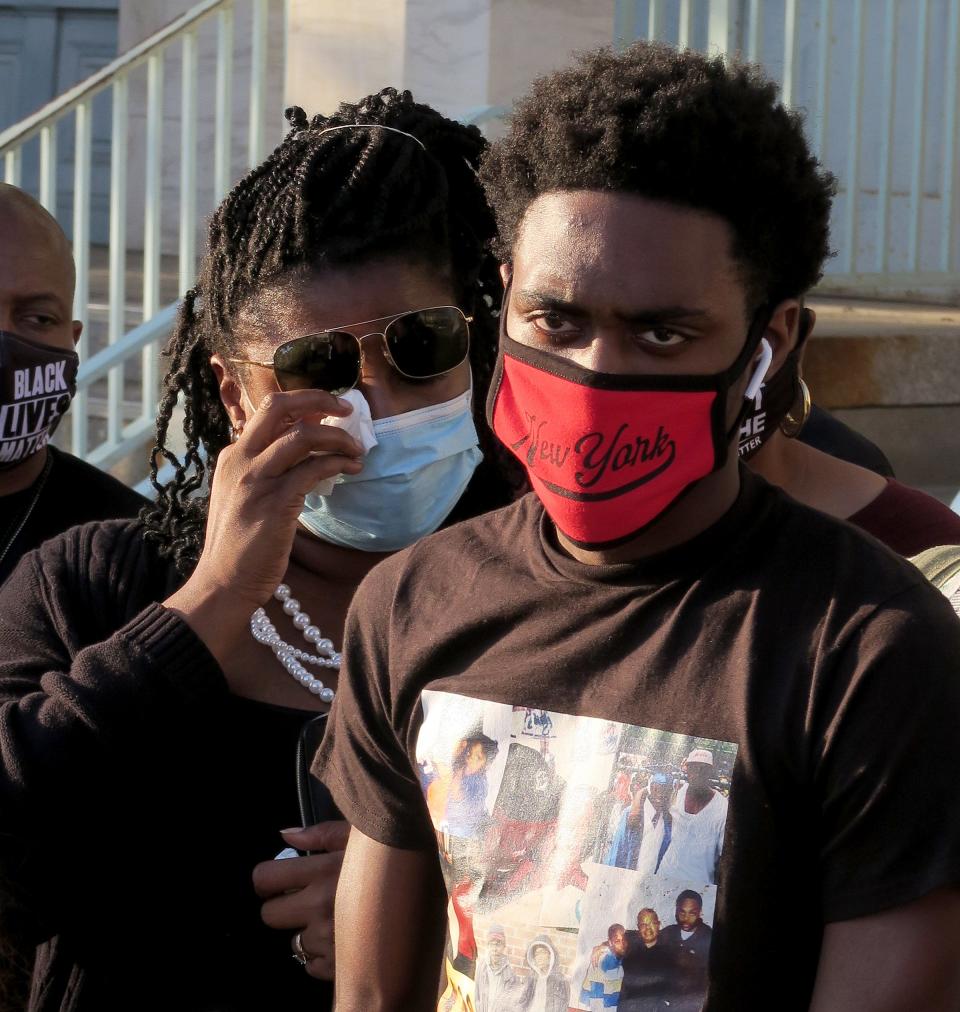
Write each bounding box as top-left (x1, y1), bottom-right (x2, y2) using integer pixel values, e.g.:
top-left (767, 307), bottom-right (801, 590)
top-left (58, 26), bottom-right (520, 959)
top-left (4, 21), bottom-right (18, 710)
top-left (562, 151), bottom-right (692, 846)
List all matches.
top-left (1, 0), bottom-right (282, 491)
top-left (0, 0), bottom-right (224, 155)
top-left (77, 303), bottom-right (179, 386)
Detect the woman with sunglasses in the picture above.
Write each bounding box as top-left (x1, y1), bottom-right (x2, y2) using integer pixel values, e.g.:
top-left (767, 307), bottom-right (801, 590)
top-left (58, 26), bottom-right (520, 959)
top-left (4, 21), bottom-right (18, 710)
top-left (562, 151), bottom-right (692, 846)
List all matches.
top-left (0, 89), bottom-right (518, 1012)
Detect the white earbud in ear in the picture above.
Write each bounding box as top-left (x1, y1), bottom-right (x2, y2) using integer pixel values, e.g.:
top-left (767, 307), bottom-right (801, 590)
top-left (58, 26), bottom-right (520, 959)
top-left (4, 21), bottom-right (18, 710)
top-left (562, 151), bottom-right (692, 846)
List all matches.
top-left (744, 338), bottom-right (773, 402)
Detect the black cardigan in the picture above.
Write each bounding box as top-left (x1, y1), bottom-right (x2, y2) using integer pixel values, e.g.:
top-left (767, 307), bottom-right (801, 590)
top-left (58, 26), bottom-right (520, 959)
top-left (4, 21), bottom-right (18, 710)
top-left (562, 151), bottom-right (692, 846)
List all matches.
top-left (0, 519), bottom-right (333, 1011)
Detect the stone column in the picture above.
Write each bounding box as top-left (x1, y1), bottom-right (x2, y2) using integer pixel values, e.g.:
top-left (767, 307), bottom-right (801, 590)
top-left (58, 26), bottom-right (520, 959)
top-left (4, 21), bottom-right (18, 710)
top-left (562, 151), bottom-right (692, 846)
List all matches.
top-left (286, 0), bottom-right (615, 124)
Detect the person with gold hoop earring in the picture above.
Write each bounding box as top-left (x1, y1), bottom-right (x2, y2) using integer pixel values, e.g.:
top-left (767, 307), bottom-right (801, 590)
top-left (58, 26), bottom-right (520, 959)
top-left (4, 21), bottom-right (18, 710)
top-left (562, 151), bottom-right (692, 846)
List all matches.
top-left (741, 306), bottom-right (960, 556)
top-left (778, 374), bottom-right (811, 439)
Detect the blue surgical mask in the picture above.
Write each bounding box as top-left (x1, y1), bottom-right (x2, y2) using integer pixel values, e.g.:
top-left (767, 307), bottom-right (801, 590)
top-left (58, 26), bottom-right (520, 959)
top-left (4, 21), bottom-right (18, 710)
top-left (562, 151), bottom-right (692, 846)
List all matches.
top-left (298, 388), bottom-right (482, 552)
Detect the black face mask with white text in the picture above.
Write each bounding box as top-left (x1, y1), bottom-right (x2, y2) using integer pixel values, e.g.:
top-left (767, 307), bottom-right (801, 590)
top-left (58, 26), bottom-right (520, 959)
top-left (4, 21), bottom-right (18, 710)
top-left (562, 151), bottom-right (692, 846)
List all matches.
top-left (737, 308), bottom-right (813, 459)
top-left (0, 331), bottom-right (79, 470)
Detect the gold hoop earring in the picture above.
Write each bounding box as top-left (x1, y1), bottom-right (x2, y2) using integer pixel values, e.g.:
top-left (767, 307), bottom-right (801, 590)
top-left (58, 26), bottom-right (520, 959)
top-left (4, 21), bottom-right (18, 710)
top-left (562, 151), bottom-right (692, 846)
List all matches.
top-left (780, 378), bottom-right (811, 438)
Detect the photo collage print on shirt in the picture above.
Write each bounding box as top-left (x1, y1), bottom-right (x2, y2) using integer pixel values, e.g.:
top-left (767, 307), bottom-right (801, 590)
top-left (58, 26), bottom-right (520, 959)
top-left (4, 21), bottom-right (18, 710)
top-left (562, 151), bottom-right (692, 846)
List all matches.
top-left (416, 690), bottom-right (737, 1012)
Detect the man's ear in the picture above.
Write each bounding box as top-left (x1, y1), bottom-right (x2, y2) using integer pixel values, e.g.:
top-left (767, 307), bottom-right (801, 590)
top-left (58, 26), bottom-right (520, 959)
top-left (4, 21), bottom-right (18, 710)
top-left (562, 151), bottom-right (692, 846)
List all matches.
top-left (762, 299), bottom-right (802, 378)
top-left (209, 354), bottom-right (248, 432)
top-left (499, 264), bottom-right (512, 287)
top-left (71, 320), bottom-right (82, 346)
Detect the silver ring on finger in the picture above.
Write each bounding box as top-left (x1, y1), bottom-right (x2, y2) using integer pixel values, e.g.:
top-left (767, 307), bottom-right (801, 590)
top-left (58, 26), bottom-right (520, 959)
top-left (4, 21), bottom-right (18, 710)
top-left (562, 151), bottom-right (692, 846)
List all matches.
top-left (292, 931), bottom-right (313, 968)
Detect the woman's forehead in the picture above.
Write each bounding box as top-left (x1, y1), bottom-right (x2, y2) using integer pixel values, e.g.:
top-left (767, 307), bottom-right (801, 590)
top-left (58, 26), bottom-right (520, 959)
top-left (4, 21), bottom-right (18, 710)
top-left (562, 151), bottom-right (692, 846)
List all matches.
top-left (234, 260), bottom-right (457, 348)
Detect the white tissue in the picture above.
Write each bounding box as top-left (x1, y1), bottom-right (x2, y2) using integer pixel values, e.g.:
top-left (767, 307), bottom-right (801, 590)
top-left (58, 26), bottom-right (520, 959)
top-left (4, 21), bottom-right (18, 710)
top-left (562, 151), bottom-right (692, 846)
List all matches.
top-left (311, 388), bottom-right (377, 495)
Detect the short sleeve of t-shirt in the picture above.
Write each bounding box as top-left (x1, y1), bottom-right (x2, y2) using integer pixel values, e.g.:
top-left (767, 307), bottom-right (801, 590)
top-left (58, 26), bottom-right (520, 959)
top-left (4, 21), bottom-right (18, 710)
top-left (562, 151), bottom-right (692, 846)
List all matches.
top-left (312, 553), bottom-right (435, 851)
top-left (816, 580), bottom-right (960, 921)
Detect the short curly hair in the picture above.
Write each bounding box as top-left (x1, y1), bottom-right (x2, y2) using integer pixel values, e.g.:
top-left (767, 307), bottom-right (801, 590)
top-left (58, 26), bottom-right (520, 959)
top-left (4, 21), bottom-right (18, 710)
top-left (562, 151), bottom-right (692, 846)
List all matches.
top-left (480, 42), bottom-right (836, 308)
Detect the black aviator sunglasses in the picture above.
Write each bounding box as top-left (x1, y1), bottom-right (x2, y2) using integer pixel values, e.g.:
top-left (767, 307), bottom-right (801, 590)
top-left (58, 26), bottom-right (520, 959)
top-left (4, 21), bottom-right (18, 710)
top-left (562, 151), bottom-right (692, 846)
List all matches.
top-left (229, 305), bottom-right (472, 396)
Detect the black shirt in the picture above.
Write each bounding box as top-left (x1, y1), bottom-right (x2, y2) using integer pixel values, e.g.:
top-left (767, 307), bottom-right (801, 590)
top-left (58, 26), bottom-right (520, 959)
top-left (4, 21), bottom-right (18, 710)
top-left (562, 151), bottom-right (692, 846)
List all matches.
top-left (0, 446), bottom-right (147, 584)
top-left (799, 405), bottom-right (894, 477)
top-left (0, 520), bottom-right (333, 1011)
top-left (317, 470), bottom-right (960, 1011)
top-left (619, 933), bottom-right (679, 1010)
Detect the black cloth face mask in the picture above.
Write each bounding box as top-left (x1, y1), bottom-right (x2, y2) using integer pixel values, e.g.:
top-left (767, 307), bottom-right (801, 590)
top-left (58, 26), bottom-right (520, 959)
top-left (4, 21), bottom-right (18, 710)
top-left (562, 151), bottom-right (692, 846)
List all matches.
top-left (738, 308), bottom-right (813, 460)
top-left (0, 330), bottom-right (79, 470)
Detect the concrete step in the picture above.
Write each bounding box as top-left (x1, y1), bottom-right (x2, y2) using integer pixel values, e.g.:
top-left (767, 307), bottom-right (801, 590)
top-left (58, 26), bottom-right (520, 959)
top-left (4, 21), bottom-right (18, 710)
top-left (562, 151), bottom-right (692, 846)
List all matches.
top-left (804, 296), bottom-right (960, 499)
top-left (805, 296), bottom-right (960, 408)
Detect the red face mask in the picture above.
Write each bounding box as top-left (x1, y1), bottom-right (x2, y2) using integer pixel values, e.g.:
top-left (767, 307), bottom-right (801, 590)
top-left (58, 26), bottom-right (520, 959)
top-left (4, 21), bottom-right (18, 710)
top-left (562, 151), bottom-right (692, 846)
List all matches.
top-left (488, 299), bottom-right (770, 549)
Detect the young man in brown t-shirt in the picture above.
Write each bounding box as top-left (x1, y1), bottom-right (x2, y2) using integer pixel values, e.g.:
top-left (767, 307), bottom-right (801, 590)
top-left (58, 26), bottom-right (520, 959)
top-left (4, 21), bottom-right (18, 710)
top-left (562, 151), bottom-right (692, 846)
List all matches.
top-left (315, 43), bottom-right (960, 1011)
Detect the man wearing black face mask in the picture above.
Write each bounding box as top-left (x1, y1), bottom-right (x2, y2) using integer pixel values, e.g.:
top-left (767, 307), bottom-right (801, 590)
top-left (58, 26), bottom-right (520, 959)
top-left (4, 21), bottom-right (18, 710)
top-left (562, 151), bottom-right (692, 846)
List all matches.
top-left (743, 307), bottom-right (896, 477)
top-left (738, 304), bottom-right (960, 555)
top-left (0, 184), bottom-right (146, 585)
top-left (317, 44), bottom-right (960, 1012)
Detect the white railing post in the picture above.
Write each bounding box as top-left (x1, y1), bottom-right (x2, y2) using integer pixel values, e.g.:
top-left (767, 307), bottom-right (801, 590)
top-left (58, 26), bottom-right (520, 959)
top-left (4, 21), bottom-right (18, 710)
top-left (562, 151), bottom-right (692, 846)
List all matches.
top-left (782, 0), bottom-right (799, 108)
top-left (144, 54), bottom-right (164, 318)
top-left (678, 0), bottom-right (693, 49)
top-left (747, 0), bottom-right (764, 64)
top-left (248, 0), bottom-right (268, 167)
top-left (39, 123), bottom-right (57, 216)
top-left (3, 149), bottom-right (21, 185)
top-left (908, 0), bottom-right (930, 272)
top-left (613, 0), bottom-right (636, 50)
top-left (143, 51), bottom-right (165, 426)
top-left (941, 0), bottom-right (960, 272)
top-left (78, 305), bottom-right (180, 473)
top-left (648, 0), bottom-right (666, 42)
top-left (875, 0), bottom-right (898, 274)
top-left (708, 0), bottom-right (738, 59)
top-left (180, 28), bottom-right (198, 293)
top-left (71, 99), bottom-right (92, 458)
top-left (814, 0), bottom-right (831, 156)
top-left (108, 75), bottom-right (128, 447)
top-left (215, 3), bottom-right (234, 199)
top-left (842, 0), bottom-right (865, 275)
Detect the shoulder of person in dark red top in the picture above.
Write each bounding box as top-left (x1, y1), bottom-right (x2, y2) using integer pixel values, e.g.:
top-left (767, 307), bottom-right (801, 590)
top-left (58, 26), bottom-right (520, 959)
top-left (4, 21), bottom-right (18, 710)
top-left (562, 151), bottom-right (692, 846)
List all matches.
top-left (848, 479), bottom-right (960, 557)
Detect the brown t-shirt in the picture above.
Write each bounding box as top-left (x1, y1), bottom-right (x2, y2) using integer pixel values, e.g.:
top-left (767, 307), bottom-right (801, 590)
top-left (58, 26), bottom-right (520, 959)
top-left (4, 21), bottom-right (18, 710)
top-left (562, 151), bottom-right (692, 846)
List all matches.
top-left (315, 472), bottom-right (960, 1012)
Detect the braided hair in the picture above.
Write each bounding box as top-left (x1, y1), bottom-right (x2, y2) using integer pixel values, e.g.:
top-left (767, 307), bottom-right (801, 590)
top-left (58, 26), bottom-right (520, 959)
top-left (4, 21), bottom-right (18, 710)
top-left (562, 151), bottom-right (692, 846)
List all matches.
top-left (142, 88), bottom-right (521, 576)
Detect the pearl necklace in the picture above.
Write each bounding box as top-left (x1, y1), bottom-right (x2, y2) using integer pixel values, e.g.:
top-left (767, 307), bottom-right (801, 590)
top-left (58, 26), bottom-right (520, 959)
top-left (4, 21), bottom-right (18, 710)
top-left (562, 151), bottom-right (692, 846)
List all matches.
top-left (250, 584), bottom-right (340, 702)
